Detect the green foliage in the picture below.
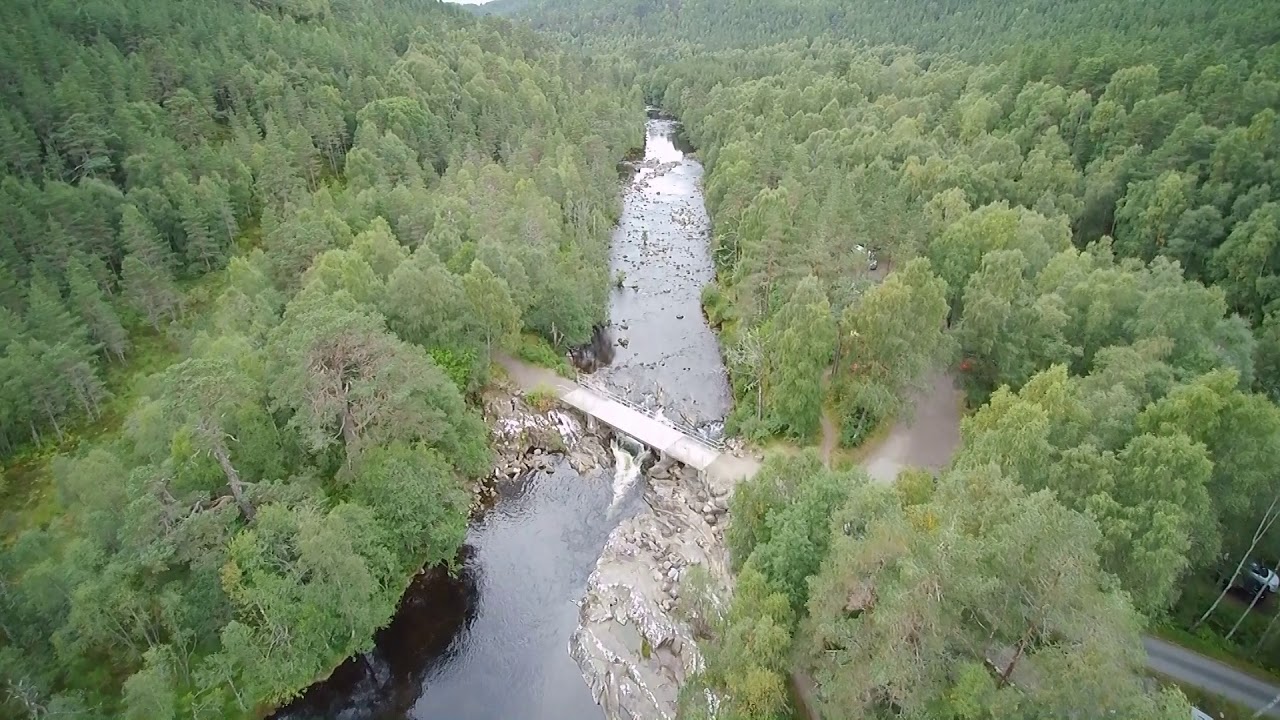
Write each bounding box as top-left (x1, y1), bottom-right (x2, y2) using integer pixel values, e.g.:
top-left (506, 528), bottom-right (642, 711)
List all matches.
top-left (745, 468), bottom-right (858, 614)
top-left (760, 278), bottom-right (835, 438)
top-left (349, 444), bottom-right (469, 569)
top-left (514, 333), bottom-right (573, 376)
top-left (526, 385), bottom-right (560, 413)
top-left (0, 0), bottom-right (640, 714)
top-left (702, 564), bottom-right (795, 720)
top-left (676, 564), bottom-right (722, 640)
top-left (694, 454), bottom-right (859, 719)
top-left (837, 258), bottom-right (954, 444)
top-left (800, 466), bottom-right (1190, 720)
top-left (700, 281), bottom-right (733, 328)
top-left (429, 346), bottom-right (481, 392)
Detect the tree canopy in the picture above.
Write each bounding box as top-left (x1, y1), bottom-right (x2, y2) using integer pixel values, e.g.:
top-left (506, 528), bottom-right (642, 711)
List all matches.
top-left (0, 0), bottom-right (641, 716)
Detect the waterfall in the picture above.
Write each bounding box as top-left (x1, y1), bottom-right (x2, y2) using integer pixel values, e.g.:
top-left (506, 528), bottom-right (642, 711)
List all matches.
top-left (608, 438), bottom-right (645, 516)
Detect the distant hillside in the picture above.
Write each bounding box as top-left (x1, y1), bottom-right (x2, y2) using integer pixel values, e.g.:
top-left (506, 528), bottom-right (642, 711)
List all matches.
top-left (508, 0), bottom-right (1278, 68)
top-left (465, 0), bottom-right (528, 16)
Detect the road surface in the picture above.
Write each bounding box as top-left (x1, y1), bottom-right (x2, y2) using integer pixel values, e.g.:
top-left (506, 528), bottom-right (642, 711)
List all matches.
top-left (1145, 637), bottom-right (1280, 716)
top-left (860, 370), bottom-right (964, 484)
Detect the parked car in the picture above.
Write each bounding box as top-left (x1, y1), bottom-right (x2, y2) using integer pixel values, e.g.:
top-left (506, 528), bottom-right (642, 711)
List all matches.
top-left (1245, 560), bottom-right (1280, 595)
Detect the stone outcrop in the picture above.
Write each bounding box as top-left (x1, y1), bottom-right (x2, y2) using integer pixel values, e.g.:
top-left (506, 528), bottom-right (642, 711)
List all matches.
top-left (474, 383), bottom-right (612, 513)
top-left (480, 377), bottom-right (746, 720)
top-left (570, 452), bottom-right (738, 720)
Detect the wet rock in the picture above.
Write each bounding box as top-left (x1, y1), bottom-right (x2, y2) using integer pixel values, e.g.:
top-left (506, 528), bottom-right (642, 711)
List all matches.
top-left (570, 118), bottom-right (743, 720)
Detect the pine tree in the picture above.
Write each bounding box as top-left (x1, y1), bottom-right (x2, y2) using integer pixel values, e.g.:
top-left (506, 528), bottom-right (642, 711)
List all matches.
top-left (67, 255), bottom-right (129, 361)
top-left (122, 254), bottom-right (182, 330)
top-left (118, 204), bottom-right (176, 271)
top-left (24, 272), bottom-right (88, 348)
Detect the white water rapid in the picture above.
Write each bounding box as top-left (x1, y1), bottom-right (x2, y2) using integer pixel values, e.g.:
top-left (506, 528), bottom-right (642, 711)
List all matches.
top-left (607, 439), bottom-right (644, 516)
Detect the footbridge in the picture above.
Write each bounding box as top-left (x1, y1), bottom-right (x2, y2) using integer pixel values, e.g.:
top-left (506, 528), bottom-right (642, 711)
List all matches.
top-left (498, 355), bottom-right (759, 484)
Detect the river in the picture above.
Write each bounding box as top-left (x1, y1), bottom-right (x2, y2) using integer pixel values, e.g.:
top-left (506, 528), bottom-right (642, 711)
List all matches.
top-left (275, 112), bottom-right (728, 720)
top-left (598, 111), bottom-right (733, 426)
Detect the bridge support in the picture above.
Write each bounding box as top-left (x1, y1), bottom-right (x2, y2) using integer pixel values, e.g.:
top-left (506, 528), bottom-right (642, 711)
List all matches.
top-left (654, 451), bottom-right (675, 472)
top-left (586, 415), bottom-right (598, 433)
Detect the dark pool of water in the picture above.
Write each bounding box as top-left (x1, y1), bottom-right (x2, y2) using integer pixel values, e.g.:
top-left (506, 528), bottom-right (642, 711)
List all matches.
top-left (275, 458), bottom-right (639, 720)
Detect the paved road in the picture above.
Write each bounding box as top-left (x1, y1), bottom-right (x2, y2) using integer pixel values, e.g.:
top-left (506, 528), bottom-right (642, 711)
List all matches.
top-left (1145, 637), bottom-right (1280, 716)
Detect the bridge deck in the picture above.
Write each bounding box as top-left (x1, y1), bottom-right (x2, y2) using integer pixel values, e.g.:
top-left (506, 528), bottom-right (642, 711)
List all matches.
top-left (561, 387), bottom-right (720, 471)
top-left (497, 355), bottom-right (758, 482)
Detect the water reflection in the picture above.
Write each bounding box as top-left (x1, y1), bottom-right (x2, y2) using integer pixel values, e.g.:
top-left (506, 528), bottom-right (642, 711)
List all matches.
top-left (276, 459), bottom-right (636, 720)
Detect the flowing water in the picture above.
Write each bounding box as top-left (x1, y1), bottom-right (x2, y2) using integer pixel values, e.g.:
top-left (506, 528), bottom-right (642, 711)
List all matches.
top-left (276, 457), bottom-right (641, 720)
top-left (596, 111), bottom-right (733, 428)
top-left (277, 112), bottom-right (729, 719)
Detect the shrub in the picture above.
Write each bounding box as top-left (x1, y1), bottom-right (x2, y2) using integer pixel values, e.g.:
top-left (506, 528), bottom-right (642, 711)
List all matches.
top-left (514, 334), bottom-right (573, 377)
top-left (526, 385), bottom-right (559, 412)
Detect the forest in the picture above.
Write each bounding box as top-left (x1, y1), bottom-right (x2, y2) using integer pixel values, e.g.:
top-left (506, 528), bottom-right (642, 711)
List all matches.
top-left (4, 0), bottom-right (1280, 717)
top-left (0, 0), bottom-right (640, 715)
top-left (489, 0), bottom-right (1280, 717)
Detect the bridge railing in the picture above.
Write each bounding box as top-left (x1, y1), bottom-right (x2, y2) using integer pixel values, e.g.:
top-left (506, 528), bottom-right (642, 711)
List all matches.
top-left (575, 373), bottom-right (726, 453)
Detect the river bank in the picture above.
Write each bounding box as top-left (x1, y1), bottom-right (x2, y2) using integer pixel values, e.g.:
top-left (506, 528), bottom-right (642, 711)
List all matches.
top-left (273, 381), bottom-right (628, 720)
top-left (274, 112), bottom-right (738, 720)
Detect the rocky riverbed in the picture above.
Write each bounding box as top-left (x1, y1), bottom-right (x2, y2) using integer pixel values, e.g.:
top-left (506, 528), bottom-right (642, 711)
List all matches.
top-left (478, 378), bottom-right (748, 720)
top-left (478, 383), bottom-right (613, 495)
top-left (566, 111), bottom-right (744, 720)
top-left (570, 449), bottom-right (742, 720)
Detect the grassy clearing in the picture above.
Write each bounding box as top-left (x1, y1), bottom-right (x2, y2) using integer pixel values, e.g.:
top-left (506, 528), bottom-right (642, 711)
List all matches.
top-left (526, 384), bottom-right (560, 412)
top-left (0, 268), bottom-right (228, 541)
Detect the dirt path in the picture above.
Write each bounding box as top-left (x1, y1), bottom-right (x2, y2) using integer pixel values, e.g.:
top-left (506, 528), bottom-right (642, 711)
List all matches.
top-left (861, 370), bottom-right (963, 484)
top-left (819, 366), bottom-right (837, 467)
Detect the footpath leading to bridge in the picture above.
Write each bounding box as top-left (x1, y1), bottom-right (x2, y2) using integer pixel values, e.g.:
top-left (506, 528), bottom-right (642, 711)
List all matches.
top-left (497, 355), bottom-right (759, 484)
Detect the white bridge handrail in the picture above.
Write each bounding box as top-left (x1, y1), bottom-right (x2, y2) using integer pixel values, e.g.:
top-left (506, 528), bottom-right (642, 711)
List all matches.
top-left (575, 373), bottom-right (726, 453)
